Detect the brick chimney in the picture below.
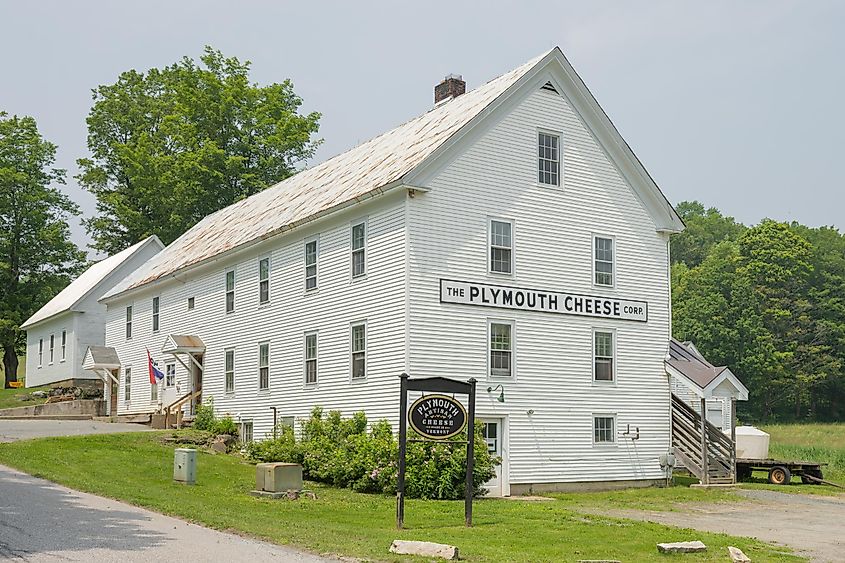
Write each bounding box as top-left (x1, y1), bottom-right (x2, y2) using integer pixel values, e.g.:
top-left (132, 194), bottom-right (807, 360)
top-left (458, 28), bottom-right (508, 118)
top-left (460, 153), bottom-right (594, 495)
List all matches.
top-left (434, 74), bottom-right (466, 103)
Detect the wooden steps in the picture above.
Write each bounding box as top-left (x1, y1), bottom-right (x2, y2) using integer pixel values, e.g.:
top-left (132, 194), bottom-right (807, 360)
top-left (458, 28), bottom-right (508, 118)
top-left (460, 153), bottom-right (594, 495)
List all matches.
top-left (671, 393), bottom-right (735, 485)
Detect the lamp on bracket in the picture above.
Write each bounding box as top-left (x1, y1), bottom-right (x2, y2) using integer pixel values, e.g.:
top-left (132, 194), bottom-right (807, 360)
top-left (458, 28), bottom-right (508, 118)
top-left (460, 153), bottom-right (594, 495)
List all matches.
top-left (486, 384), bottom-right (505, 403)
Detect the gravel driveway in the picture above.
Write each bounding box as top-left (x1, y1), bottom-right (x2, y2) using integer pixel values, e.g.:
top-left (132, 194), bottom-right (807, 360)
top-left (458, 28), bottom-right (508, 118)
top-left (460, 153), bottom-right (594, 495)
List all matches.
top-left (593, 488), bottom-right (845, 562)
top-left (0, 465), bottom-right (337, 562)
top-left (0, 419), bottom-right (153, 443)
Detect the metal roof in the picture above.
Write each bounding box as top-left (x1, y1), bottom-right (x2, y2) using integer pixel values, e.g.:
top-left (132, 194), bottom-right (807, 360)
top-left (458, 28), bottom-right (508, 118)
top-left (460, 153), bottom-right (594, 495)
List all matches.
top-left (102, 52), bottom-right (548, 300)
top-left (21, 236), bottom-right (163, 329)
top-left (161, 334), bottom-right (206, 354)
top-left (82, 346), bottom-right (121, 370)
top-left (667, 338), bottom-right (727, 388)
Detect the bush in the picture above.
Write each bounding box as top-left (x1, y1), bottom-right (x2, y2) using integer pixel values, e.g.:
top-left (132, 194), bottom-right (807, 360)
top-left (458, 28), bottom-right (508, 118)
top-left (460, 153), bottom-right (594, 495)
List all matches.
top-left (192, 398), bottom-right (239, 437)
top-left (244, 407), bottom-right (498, 499)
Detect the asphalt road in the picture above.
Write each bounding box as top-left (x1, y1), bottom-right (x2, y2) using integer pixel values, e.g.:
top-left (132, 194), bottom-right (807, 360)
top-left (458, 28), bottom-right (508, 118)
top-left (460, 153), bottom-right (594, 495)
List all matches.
top-left (0, 464), bottom-right (336, 562)
top-left (0, 419), bottom-right (154, 443)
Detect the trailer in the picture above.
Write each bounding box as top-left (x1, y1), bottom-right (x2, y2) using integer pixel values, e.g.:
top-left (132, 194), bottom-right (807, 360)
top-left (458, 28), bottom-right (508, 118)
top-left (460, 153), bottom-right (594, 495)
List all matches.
top-left (736, 458), bottom-right (826, 485)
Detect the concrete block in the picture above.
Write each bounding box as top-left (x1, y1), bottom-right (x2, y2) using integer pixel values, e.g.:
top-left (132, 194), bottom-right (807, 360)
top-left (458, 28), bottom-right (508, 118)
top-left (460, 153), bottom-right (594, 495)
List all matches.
top-left (728, 546), bottom-right (751, 562)
top-left (657, 541), bottom-right (707, 553)
top-left (390, 540), bottom-right (458, 560)
top-left (255, 463), bottom-right (302, 492)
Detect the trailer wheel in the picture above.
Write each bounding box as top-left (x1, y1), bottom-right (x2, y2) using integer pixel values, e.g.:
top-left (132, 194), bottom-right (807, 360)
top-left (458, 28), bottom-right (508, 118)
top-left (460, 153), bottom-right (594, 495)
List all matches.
top-left (768, 466), bottom-right (791, 485)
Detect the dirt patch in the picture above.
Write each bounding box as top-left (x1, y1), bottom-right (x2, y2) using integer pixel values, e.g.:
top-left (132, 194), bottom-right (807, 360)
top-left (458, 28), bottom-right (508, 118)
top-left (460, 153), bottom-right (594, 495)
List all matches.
top-left (583, 489), bottom-right (845, 562)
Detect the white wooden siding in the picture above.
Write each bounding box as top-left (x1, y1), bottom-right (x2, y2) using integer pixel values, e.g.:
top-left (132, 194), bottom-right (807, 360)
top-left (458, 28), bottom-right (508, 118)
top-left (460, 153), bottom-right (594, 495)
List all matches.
top-left (407, 87), bottom-right (672, 486)
top-left (106, 191), bottom-right (407, 439)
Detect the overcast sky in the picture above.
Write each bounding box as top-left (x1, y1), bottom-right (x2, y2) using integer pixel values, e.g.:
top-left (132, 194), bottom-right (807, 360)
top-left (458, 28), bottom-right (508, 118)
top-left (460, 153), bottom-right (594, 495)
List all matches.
top-left (2, 1), bottom-right (842, 255)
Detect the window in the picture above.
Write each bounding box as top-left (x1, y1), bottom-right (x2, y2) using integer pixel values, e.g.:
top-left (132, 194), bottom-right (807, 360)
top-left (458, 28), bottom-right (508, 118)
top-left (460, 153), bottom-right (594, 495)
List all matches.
top-left (124, 367), bottom-right (131, 402)
top-left (225, 270), bottom-right (235, 312)
top-left (305, 240), bottom-right (318, 290)
top-left (225, 349), bottom-right (235, 393)
top-left (259, 342), bottom-right (270, 390)
top-left (38, 338), bottom-right (43, 367)
top-left (304, 333), bottom-right (317, 385)
top-left (482, 422), bottom-right (499, 455)
top-left (594, 236), bottom-right (614, 287)
top-left (49, 334), bottom-right (54, 364)
top-left (351, 323), bottom-right (366, 379)
top-left (279, 416), bottom-right (295, 430)
top-left (351, 222), bottom-right (366, 277)
top-left (489, 321), bottom-right (513, 378)
top-left (594, 415), bottom-right (616, 444)
top-left (152, 296), bottom-right (160, 332)
top-left (125, 305), bottom-right (133, 339)
top-left (61, 330), bottom-right (66, 361)
top-left (150, 379), bottom-right (158, 402)
top-left (594, 331), bottom-right (614, 382)
top-left (240, 420), bottom-right (254, 444)
top-left (538, 132), bottom-right (560, 186)
top-left (187, 297), bottom-right (195, 310)
top-left (259, 258), bottom-right (270, 304)
top-left (489, 219), bottom-right (513, 274)
top-left (165, 363), bottom-right (176, 387)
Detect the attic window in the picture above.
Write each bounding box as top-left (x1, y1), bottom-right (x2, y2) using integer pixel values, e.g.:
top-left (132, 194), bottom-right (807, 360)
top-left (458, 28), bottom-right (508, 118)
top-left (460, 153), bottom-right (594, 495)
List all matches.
top-left (541, 81), bottom-right (558, 93)
top-left (187, 297), bottom-right (195, 310)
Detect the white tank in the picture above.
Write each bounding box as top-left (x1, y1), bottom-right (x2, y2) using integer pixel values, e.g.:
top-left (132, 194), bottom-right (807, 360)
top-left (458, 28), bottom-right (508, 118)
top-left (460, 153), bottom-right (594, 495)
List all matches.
top-left (735, 426), bottom-right (770, 459)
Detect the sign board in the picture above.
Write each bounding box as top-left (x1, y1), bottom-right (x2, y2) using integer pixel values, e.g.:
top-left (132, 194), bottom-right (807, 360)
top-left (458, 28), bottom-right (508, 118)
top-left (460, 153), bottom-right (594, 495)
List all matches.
top-left (440, 279), bottom-right (648, 322)
top-left (8, 381), bottom-right (23, 388)
top-left (408, 394), bottom-right (467, 440)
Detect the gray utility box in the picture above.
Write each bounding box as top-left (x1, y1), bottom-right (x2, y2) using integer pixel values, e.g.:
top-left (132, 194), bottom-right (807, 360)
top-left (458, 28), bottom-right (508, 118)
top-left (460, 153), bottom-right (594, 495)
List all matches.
top-left (174, 448), bottom-right (197, 485)
top-left (256, 462), bottom-right (302, 492)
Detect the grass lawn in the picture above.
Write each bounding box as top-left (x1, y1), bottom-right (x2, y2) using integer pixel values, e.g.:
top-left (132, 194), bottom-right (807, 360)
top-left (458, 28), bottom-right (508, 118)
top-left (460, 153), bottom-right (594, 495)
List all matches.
top-left (0, 432), bottom-right (799, 562)
top-left (0, 383), bottom-right (50, 410)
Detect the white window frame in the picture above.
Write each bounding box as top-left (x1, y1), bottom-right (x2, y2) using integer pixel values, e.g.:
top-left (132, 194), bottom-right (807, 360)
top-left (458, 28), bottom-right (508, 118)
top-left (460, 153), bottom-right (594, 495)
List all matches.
top-left (488, 319), bottom-right (515, 380)
top-left (258, 341), bottom-right (270, 391)
top-left (38, 338), bottom-right (43, 367)
top-left (593, 414), bottom-right (617, 445)
top-left (49, 334), bottom-right (54, 364)
top-left (187, 296), bottom-right (195, 310)
top-left (225, 349), bottom-right (235, 394)
top-left (60, 330), bottom-right (66, 362)
top-left (124, 366), bottom-right (131, 402)
top-left (593, 234), bottom-right (615, 288)
top-left (351, 220), bottom-right (367, 279)
top-left (125, 305), bottom-right (133, 339)
top-left (150, 377), bottom-right (158, 402)
top-left (350, 322), bottom-right (367, 380)
top-left (225, 270), bottom-right (235, 313)
top-left (537, 129), bottom-right (562, 187)
top-left (305, 237), bottom-right (319, 291)
top-left (258, 257), bottom-right (270, 305)
top-left (239, 419), bottom-right (254, 445)
top-left (304, 331), bottom-right (318, 386)
top-left (488, 217), bottom-right (514, 276)
top-left (165, 362), bottom-right (176, 387)
top-left (592, 328), bottom-right (616, 384)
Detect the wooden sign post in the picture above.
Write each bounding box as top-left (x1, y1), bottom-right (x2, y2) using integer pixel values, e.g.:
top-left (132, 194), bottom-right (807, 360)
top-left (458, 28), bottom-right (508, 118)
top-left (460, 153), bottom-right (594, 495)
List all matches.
top-left (396, 373), bottom-right (476, 529)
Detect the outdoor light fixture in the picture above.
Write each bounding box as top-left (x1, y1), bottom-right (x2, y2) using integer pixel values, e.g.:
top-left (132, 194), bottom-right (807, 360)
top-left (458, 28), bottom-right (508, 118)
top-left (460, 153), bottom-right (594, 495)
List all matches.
top-left (486, 384), bottom-right (505, 403)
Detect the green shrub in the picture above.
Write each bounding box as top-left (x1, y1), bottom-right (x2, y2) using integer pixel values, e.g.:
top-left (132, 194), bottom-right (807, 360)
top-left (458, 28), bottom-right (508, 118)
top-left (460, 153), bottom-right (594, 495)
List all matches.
top-left (192, 398), bottom-right (238, 437)
top-left (214, 416), bottom-right (238, 437)
top-left (244, 407), bottom-right (498, 500)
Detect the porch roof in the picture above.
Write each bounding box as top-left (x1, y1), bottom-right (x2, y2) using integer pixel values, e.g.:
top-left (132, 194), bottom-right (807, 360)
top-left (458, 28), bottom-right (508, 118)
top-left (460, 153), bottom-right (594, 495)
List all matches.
top-left (161, 334), bottom-right (206, 355)
top-left (666, 339), bottom-right (749, 401)
top-left (82, 346), bottom-right (121, 371)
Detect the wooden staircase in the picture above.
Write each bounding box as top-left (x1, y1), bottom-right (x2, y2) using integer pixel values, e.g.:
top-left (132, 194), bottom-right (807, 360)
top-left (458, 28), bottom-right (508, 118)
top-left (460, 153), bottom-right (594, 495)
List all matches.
top-left (671, 393), bottom-right (735, 485)
top-left (163, 387), bottom-right (202, 429)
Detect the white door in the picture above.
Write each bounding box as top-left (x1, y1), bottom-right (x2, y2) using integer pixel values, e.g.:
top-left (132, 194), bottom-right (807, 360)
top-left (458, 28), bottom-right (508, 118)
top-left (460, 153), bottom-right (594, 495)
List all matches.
top-left (481, 419), bottom-right (504, 497)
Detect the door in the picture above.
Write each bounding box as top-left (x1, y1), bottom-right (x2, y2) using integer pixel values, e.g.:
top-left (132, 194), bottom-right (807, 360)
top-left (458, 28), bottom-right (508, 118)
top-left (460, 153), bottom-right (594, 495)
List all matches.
top-left (481, 419), bottom-right (504, 497)
top-left (109, 371), bottom-right (118, 415)
top-left (191, 354), bottom-right (203, 415)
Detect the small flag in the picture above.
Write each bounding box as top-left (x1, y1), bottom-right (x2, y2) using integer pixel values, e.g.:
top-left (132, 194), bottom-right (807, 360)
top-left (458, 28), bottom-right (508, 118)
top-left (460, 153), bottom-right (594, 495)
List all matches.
top-left (147, 348), bottom-right (164, 384)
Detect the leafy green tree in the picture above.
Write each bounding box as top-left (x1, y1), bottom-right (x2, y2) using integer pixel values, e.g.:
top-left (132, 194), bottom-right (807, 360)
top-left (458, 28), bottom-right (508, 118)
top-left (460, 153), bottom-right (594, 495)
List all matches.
top-left (78, 47), bottom-right (322, 254)
top-left (671, 201), bottom-right (746, 268)
top-left (0, 113), bottom-right (86, 387)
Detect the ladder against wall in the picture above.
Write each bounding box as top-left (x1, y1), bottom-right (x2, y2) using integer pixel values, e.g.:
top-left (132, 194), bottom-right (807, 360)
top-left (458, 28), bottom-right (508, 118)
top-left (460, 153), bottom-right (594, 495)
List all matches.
top-left (671, 393), bottom-right (735, 484)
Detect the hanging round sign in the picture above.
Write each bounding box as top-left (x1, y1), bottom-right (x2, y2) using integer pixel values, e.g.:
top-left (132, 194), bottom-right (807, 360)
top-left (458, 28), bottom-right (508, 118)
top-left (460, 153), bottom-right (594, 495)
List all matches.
top-left (408, 394), bottom-right (467, 440)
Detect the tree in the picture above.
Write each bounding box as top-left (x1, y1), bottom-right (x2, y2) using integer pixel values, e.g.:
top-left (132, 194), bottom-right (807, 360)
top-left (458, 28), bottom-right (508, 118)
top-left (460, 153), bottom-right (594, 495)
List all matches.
top-left (671, 201), bottom-right (745, 268)
top-left (0, 112), bottom-right (86, 387)
top-left (78, 47), bottom-right (322, 254)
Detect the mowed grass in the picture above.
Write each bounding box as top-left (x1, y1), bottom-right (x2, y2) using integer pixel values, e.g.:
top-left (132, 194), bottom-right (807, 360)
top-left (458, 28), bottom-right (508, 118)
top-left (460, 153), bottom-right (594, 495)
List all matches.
top-left (0, 383), bottom-right (50, 410)
top-left (0, 432), bottom-right (799, 562)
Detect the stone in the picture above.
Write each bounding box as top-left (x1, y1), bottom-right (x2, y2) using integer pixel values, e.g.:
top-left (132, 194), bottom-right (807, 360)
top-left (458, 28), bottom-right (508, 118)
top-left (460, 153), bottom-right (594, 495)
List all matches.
top-left (31, 391), bottom-right (48, 399)
top-left (390, 540), bottom-right (459, 560)
top-left (728, 546), bottom-right (751, 562)
top-left (656, 541), bottom-right (707, 554)
top-left (210, 434), bottom-right (236, 453)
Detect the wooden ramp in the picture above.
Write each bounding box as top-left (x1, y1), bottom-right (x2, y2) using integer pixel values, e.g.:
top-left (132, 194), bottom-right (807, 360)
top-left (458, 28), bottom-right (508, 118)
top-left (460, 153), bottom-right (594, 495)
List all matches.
top-left (671, 393), bottom-right (735, 485)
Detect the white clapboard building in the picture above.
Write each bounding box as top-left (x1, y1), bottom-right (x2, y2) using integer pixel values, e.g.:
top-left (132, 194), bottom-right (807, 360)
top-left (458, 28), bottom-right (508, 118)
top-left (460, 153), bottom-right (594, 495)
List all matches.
top-left (94, 48), bottom-right (691, 494)
top-left (21, 236), bottom-right (164, 388)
